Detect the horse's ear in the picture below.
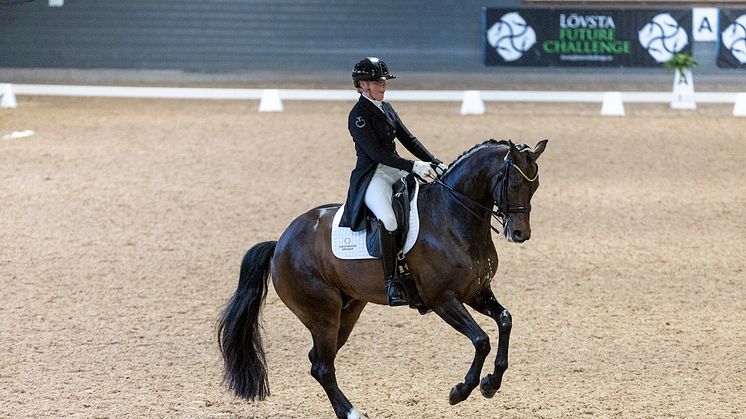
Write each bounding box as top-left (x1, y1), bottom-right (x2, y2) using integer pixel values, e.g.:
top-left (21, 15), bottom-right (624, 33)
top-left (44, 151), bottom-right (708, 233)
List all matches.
top-left (532, 139), bottom-right (548, 161)
top-left (507, 139), bottom-right (520, 161)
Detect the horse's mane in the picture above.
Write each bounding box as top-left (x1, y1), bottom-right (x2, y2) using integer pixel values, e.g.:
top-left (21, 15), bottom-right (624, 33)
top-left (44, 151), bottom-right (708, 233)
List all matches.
top-left (444, 139), bottom-right (509, 175)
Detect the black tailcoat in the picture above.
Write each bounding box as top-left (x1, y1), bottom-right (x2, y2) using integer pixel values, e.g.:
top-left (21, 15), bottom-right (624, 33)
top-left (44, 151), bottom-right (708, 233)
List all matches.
top-left (339, 95), bottom-right (440, 231)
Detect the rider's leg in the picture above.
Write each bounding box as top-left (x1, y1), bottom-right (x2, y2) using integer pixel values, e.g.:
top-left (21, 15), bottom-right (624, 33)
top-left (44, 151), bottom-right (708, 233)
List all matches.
top-left (364, 173), bottom-right (398, 231)
top-left (377, 221), bottom-right (406, 306)
top-left (364, 170), bottom-right (406, 306)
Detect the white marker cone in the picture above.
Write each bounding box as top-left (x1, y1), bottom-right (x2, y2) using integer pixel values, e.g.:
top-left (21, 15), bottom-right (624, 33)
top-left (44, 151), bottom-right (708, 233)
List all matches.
top-left (600, 91), bottom-right (624, 116)
top-left (1, 84), bottom-right (17, 109)
top-left (733, 93), bottom-right (746, 117)
top-left (460, 90), bottom-right (484, 115)
top-left (258, 89), bottom-right (283, 112)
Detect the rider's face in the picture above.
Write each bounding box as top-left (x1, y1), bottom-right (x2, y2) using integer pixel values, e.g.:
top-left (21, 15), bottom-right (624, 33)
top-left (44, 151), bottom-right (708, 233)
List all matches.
top-left (361, 80), bottom-right (386, 101)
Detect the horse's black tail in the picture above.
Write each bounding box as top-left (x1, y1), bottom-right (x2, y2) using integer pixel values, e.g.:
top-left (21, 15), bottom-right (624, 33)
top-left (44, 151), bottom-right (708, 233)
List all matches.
top-left (217, 240), bottom-right (277, 401)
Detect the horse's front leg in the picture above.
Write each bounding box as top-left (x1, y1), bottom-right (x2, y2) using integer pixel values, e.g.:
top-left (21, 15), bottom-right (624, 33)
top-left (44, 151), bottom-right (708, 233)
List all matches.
top-left (432, 294), bottom-right (491, 405)
top-left (469, 290), bottom-right (511, 398)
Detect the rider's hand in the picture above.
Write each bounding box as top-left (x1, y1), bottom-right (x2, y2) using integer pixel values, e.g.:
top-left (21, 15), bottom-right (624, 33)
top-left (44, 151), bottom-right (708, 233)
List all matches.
top-left (412, 160), bottom-right (435, 181)
top-left (433, 162), bottom-right (448, 177)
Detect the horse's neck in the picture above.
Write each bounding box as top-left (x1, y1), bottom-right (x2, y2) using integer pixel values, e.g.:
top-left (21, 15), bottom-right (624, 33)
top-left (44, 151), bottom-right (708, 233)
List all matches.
top-left (432, 151), bottom-right (498, 243)
top-left (443, 151), bottom-right (496, 206)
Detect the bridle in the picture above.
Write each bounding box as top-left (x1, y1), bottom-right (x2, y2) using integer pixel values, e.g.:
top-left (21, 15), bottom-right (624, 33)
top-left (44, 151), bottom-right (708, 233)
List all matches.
top-left (431, 157), bottom-right (538, 236)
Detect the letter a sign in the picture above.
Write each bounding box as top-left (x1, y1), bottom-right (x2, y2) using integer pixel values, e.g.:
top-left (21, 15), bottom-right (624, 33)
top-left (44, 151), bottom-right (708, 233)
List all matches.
top-left (693, 8), bottom-right (718, 41)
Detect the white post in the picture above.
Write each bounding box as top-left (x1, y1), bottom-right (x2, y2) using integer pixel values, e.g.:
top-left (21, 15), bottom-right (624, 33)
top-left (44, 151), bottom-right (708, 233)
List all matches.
top-left (671, 69), bottom-right (696, 110)
top-left (459, 90), bottom-right (485, 115)
top-left (734, 93), bottom-right (746, 117)
top-left (1, 84), bottom-right (18, 109)
top-left (258, 89), bottom-right (283, 112)
top-left (600, 92), bottom-right (624, 116)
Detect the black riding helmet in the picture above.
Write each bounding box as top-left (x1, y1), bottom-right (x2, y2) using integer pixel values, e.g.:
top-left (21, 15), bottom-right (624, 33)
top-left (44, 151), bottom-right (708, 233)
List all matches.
top-left (352, 57), bottom-right (396, 88)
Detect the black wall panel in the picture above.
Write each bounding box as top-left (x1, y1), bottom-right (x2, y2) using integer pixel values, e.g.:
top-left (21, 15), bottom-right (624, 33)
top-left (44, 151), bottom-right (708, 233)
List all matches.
top-left (0, 0), bottom-right (512, 72)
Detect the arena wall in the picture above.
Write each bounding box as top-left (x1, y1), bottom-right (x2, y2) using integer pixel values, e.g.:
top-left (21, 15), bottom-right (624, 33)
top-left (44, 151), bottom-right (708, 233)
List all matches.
top-left (0, 0), bottom-right (737, 77)
top-left (0, 0), bottom-right (520, 73)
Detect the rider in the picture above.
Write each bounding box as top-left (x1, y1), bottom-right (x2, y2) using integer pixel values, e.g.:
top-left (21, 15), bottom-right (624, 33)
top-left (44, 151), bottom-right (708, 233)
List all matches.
top-left (339, 57), bottom-right (447, 306)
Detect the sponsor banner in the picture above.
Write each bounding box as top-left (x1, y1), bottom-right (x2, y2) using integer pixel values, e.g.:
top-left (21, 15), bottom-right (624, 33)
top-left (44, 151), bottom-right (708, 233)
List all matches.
top-left (483, 8), bottom-right (692, 67)
top-left (717, 9), bottom-right (746, 68)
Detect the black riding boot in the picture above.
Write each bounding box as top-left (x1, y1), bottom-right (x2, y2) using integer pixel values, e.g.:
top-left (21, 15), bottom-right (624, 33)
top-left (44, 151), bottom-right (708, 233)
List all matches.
top-left (379, 226), bottom-right (408, 306)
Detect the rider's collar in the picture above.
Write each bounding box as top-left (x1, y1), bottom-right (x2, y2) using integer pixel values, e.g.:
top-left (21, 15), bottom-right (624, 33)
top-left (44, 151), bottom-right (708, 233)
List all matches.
top-left (362, 93), bottom-right (384, 112)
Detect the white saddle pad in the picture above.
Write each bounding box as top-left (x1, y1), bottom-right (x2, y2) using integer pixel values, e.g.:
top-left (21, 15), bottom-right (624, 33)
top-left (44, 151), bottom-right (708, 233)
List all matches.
top-left (331, 183), bottom-right (420, 260)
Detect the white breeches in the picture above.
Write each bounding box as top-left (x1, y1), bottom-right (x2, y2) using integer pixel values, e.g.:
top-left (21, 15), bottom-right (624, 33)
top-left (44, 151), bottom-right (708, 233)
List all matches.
top-left (364, 164), bottom-right (408, 232)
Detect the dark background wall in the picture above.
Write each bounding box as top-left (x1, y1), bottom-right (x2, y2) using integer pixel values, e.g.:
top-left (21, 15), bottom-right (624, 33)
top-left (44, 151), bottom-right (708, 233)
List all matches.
top-left (0, 0), bottom-right (738, 80)
top-left (0, 0), bottom-right (521, 73)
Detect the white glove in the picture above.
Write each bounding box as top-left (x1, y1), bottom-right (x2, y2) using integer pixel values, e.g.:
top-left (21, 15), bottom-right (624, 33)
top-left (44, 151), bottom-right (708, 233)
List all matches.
top-left (433, 162), bottom-right (448, 176)
top-left (412, 161), bottom-right (435, 180)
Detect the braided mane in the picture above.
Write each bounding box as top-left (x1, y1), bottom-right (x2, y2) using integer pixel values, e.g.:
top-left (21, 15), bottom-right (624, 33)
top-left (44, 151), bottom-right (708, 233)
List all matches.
top-left (445, 139), bottom-right (509, 174)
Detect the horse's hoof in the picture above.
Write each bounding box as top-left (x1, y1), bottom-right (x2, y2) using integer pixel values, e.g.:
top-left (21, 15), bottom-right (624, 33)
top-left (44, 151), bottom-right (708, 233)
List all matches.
top-left (480, 375), bottom-right (497, 398)
top-left (346, 408), bottom-right (368, 419)
top-left (448, 383), bottom-right (469, 405)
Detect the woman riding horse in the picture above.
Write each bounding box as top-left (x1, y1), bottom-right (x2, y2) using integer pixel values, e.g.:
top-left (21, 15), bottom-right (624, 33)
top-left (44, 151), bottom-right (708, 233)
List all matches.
top-left (218, 96), bottom-right (549, 418)
top-left (340, 57), bottom-right (447, 306)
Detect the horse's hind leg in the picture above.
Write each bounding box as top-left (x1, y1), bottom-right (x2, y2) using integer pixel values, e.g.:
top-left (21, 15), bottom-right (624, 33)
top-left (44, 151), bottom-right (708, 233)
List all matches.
top-left (432, 294), bottom-right (491, 405)
top-left (308, 319), bottom-right (369, 419)
top-left (469, 290), bottom-right (512, 398)
top-left (336, 299), bottom-right (366, 351)
top-left (307, 299), bottom-right (366, 363)
top-left (296, 292), bottom-right (366, 419)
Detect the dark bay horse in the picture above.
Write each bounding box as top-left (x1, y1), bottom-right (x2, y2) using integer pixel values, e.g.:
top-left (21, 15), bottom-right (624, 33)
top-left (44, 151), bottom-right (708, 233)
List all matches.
top-left (218, 139), bottom-right (548, 418)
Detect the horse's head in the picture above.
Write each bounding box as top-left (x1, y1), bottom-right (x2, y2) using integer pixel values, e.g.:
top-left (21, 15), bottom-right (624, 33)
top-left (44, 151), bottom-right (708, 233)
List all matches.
top-left (494, 139), bottom-right (548, 243)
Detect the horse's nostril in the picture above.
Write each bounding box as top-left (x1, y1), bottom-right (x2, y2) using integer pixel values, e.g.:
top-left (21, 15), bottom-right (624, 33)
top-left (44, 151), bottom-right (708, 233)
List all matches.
top-left (512, 230), bottom-right (522, 241)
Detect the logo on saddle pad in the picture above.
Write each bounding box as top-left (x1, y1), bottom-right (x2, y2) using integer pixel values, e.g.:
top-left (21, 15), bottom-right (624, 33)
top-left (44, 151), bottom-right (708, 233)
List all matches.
top-left (331, 184), bottom-right (420, 260)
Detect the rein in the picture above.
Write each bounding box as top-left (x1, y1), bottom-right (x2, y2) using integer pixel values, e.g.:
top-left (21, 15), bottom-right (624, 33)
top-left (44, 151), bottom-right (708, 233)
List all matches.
top-left (431, 158), bottom-right (538, 235)
top-left (432, 177), bottom-right (504, 235)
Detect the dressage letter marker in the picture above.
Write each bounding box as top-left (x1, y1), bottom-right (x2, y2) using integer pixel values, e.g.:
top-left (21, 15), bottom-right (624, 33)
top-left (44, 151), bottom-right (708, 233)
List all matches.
top-left (671, 69), bottom-right (696, 110)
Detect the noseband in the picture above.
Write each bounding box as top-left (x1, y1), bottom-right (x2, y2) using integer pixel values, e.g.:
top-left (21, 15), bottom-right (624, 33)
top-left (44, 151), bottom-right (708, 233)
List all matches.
top-left (433, 156), bottom-right (538, 235)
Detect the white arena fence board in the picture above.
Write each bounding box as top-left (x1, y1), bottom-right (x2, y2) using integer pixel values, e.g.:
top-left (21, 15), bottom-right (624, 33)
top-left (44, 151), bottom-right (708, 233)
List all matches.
top-left (619, 92), bottom-right (738, 103)
top-left (480, 91), bottom-right (605, 102)
top-left (6, 84), bottom-right (744, 115)
top-left (12, 84), bottom-right (265, 100)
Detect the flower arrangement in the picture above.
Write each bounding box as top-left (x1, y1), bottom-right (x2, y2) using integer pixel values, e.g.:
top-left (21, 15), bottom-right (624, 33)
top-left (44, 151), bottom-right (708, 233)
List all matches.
top-left (664, 52), bottom-right (699, 77)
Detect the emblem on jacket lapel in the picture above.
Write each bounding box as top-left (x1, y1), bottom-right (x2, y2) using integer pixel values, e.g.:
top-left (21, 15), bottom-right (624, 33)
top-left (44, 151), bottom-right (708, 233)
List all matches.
top-left (355, 116), bottom-right (366, 128)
